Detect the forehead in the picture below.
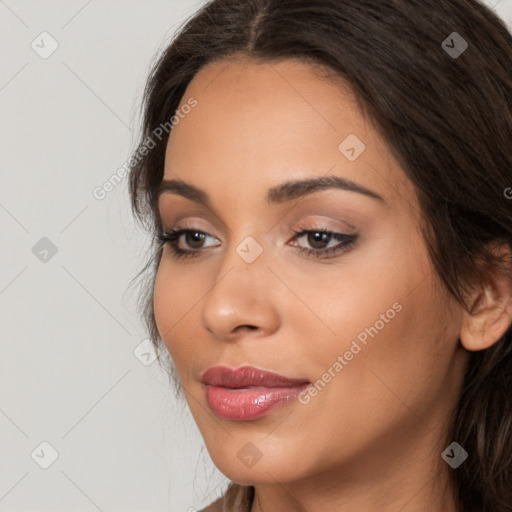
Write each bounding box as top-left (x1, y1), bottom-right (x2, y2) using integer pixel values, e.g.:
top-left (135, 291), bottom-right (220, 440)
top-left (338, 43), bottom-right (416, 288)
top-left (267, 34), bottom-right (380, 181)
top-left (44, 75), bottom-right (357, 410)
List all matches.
top-left (166, 57), bottom-right (362, 159)
top-left (163, 57), bottom-right (414, 213)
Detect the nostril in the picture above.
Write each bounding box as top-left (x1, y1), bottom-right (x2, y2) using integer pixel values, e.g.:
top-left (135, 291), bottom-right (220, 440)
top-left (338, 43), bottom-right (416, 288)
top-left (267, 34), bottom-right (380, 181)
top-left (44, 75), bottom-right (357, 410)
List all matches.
top-left (238, 325), bottom-right (258, 332)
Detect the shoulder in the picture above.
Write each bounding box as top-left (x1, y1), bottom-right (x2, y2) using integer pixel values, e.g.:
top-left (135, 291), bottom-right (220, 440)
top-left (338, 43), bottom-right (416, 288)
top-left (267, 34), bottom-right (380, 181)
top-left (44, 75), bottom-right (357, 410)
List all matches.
top-left (198, 496), bottom-right (223, 512)
top-left (198, 483), bottom-right (254, 512)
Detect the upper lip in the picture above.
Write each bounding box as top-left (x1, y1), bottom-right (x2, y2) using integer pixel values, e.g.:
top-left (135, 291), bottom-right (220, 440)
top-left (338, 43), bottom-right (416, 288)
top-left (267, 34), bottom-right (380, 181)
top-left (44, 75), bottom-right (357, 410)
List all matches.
top-left (201, 366), bottom-right (310, 388)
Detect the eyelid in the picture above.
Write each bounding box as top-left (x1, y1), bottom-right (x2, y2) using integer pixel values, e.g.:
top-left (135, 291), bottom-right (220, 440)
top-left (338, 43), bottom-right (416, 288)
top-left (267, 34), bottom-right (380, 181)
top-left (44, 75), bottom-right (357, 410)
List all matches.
top-left (159, 201), bottom-right (358, 234)
top-left (162, 216), bottom-right (357, 242)
top-left (290, 216), bottom-right (357, 236)
top-left (167, 220), bottom-right (220, 236)
top-left (158, 205), bottom-right (228, 237)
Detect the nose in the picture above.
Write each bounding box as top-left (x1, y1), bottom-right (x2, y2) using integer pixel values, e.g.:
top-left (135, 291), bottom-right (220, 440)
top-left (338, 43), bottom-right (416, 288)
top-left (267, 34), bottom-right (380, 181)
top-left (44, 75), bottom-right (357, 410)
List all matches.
top-left (201, 243), bottom-right (281, 343)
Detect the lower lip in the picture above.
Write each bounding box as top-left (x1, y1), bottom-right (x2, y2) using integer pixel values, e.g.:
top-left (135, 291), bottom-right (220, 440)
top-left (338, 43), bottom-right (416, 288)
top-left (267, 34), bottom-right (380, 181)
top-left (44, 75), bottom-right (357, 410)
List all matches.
top-left (204, 384), bottom-right (309, 421)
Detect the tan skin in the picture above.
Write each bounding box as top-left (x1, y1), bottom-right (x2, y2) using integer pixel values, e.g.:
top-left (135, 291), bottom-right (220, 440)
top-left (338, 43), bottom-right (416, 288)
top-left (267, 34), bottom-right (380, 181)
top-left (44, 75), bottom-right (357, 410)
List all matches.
top-left (154, 57), bottom-right (512, 511)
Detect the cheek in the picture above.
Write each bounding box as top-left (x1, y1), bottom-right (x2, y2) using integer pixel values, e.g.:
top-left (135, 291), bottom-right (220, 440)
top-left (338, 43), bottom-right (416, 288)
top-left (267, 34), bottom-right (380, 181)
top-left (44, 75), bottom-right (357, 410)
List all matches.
top-left (153, 262), bottom-right (196, 360)
top-left (293, 229), bottom-right (430, 361)
top-left (296, 228), bottom-right (455, 403)
top-left (307, 268), bottom-right (458, 435)
top-left (153, 263), bottom-right (174, 338)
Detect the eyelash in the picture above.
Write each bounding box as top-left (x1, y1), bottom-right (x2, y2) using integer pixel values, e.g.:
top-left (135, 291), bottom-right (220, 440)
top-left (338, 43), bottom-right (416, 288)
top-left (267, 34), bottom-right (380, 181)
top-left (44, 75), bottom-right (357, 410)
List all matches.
top-left (157, 225), bottom-right (357, 261)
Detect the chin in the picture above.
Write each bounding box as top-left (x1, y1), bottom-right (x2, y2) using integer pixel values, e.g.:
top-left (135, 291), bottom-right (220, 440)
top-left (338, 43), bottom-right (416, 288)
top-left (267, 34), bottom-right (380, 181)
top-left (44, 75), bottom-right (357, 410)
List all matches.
top-left (205, 437), bottom-right (313, 486)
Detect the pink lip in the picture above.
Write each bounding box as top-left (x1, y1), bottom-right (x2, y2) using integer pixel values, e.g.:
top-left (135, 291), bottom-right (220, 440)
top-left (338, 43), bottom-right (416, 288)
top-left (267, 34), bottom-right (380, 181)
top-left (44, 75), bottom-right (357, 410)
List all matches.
top-left (201, 366), bottom-right (309, 421)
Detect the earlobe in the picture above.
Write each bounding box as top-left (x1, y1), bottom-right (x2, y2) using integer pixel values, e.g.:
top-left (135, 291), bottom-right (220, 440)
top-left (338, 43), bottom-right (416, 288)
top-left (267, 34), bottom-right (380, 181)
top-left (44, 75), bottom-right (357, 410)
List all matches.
top-left (460, 243), bottom-right (512, 352)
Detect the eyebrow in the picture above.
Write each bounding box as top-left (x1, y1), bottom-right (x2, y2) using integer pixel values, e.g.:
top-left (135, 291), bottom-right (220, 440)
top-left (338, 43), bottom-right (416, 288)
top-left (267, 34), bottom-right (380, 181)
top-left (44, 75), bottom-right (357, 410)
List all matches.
top-left (156, 175), bottom-right (385, 208)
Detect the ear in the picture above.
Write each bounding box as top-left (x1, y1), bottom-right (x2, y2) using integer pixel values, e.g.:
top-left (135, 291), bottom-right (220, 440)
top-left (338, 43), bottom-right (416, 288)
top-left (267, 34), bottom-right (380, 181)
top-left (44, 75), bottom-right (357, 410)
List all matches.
top-left (460, 241), bottom-right (512, 352)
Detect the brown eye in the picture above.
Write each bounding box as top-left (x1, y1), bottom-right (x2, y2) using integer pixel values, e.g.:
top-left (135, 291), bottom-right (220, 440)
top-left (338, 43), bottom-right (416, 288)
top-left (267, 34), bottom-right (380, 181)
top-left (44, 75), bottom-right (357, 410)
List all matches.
top-left (307, 231), bottom-right (332, 249)
top-left (157, 228), bottom-right (221, 259)
top-left (185, 231), bottom-right (206, 249)
top-left (291, 228), bottom-right (357, 259)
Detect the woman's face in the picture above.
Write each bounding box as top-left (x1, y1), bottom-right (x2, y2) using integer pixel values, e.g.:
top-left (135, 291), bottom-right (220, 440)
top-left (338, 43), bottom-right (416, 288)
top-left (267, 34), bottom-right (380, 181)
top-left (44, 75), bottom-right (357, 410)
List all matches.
top-left (154, 58), bottom-right (469, 489)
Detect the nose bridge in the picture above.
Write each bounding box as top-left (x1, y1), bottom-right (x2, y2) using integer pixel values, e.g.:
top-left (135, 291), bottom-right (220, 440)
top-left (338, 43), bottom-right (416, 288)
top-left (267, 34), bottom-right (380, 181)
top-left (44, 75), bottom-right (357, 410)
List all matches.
top-left (218, 215), bottom-right (268, 274)
top-left (200, 230), bottom-right (279, 340)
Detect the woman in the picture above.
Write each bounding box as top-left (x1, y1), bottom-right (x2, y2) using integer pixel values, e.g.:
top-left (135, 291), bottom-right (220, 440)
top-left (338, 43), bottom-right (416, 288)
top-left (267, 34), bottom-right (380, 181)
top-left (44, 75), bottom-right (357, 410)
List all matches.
top-left (128, 0), bottom-right (512, 510)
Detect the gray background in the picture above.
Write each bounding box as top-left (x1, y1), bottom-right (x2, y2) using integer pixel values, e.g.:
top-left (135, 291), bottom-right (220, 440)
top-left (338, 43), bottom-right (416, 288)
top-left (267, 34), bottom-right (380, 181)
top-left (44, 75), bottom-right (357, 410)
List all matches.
top-left (1, 1), bottom-right (511, 511)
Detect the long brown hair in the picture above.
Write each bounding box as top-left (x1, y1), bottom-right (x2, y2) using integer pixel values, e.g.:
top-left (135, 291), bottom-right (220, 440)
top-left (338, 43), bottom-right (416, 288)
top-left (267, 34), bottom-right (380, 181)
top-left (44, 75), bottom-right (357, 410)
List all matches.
top-left (128, 1), bottom-right (512, 509)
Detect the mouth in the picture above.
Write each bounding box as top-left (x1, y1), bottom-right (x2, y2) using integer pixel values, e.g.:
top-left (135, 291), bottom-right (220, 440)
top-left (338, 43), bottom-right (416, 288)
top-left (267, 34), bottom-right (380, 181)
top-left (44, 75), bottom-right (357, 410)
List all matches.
top-left (201, 366), bottom-right (310, 421)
